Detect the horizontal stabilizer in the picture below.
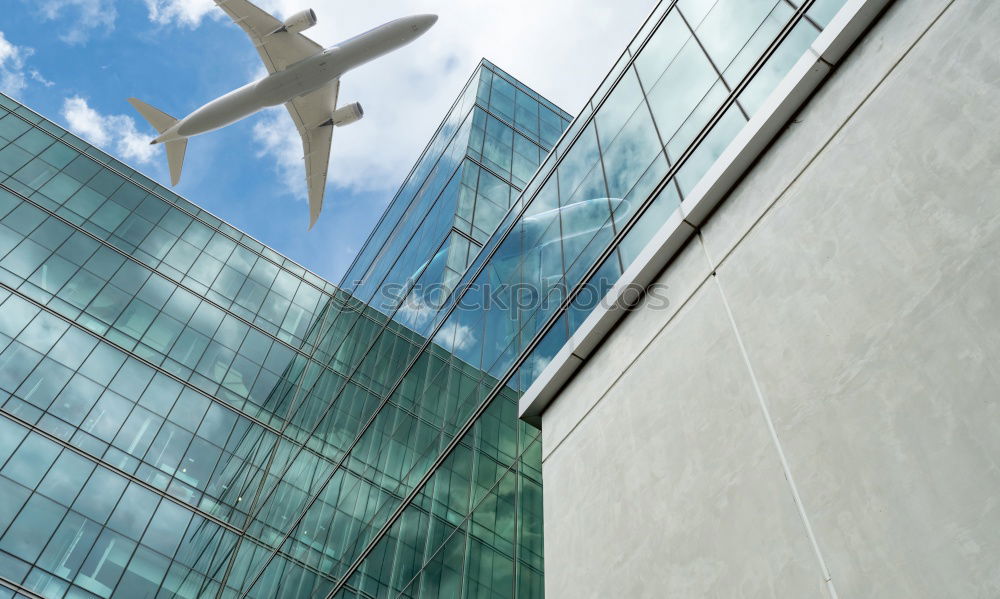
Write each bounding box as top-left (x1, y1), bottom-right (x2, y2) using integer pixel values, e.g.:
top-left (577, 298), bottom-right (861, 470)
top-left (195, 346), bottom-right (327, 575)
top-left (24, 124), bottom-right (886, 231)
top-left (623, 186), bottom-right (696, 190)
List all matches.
top-left (127, 98), bottom-right (177, 134)
top-left (164, 139), bottom-right (187, 186)
top-left (127, 98), bottom-right (185, 186)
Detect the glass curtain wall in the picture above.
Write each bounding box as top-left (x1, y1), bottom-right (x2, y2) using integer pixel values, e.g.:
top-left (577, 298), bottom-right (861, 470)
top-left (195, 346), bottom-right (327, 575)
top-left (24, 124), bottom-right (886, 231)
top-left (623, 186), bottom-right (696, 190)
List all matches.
top-left (222, 61), bottom-right (570, 598)
top-left (0, 0), bottom-right (854, 592)
top-left (0, 58), bottom-right (570, 599)
top-left (328, 0), bottom-right (850, 597)
top-left (0, 92), bottom-right (364, 599)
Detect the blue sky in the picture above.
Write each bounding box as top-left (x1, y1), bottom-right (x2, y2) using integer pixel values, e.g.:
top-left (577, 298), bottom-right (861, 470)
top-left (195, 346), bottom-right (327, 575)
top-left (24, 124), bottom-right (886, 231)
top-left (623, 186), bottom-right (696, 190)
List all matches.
top-left (0, 0), bottom-right (652, 283)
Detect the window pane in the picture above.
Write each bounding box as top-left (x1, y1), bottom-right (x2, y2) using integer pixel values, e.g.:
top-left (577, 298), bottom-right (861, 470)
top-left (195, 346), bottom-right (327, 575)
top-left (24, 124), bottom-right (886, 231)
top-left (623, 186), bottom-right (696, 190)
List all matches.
top-left (115, 545), bottom-right (168, 599)
top-left (36, 511), bottom-right (102, 580)
top-left (694, 0), bottom-right (783, 69)
top-left (600, 102), bottom-right (664, 200)
top-left (0, 416), bottom-right (28, 467)
top-left (634, 11), bottom-right (691, 89)
top-left (141, 500), bottom-right (191, 558)
top-left (75, 528), bottom-right (135, 597)
top-left (0, 493), bottom-right (66, 562)
top-left (37, 450), bottom-right (94, 505)
top-left (51, 374), bottom-right (103, 426)
top-left (1, 433), bottom-right (60, 489)
top-left (72, 467), bottom-right (127, 524)
top-left (646, 38), bottom-right (720, 146)
top-left (0, 475), bottom-right (31, 535)
top-left (107, 483), bottom-right (159, 540)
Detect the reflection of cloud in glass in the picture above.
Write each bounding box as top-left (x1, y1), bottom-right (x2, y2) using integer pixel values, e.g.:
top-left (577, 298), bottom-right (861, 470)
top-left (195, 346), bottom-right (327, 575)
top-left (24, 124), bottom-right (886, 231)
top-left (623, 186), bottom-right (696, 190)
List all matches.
top-left (396, 293), bottom-right (433, 327)
top-left (409, 197), bottom-right (630, 345)
top-left (496, 197), bottom-right (629, 261)
top-left (394, 245), bottom-right (450, 328)
top-left (523, 354), bottom-right (553, 381)
top-left (405, 246), bottom-right (448, 290)
top-left (435, 321), bottom-right (476, 352)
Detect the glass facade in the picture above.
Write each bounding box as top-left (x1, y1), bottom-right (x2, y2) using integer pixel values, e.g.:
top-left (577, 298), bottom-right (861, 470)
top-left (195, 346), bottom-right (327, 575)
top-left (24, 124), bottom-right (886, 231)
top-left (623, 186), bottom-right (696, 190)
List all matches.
top-left (315, 62), bottom-right (570, 598)
top-left (332, 0), bottom-right (850, 597)
top-left (0, 0), bottom-right (854, 595)
top-left (0, 59), bottom-right (570, 599)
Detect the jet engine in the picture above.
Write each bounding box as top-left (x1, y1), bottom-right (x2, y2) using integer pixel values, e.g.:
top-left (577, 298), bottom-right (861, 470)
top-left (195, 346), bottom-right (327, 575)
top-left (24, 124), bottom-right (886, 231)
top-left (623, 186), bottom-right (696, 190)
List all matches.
top-left (281, 9), bottom-right (317, 33)
top-left (331, 102), bottom-right (364, 127)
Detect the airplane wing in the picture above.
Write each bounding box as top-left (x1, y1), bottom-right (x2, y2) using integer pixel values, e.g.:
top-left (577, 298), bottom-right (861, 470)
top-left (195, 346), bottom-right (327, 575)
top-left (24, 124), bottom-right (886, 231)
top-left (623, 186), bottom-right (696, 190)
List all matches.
top-left (213, 0), bottom-right (322, 73)
top-left (285, 80), bottom-right (339, 229)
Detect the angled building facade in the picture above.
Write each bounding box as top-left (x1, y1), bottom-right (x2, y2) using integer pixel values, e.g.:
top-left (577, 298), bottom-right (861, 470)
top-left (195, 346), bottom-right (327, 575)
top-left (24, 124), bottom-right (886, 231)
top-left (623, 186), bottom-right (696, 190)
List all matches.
top-left (317, 60), bottom-right (570, 599)
top-left (508, 0), bottom-right (1000, 597)
top-left (0, 59), bottom-right (569, 599)
top-left (0, 90), bottom-right (350, 598)
top-left (5, 0), bottom-right (996, 597)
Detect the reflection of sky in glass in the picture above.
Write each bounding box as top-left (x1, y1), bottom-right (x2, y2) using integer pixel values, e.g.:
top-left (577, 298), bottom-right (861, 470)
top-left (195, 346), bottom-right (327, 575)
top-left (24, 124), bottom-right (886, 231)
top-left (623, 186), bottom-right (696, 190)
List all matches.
top-left (498, 197), bottom-right (627, 261)
top-left (399, 196), bottom-right (629, 332)
top-left (328, 1), bottom-right (850, 595)
top-left (0, 4), bottom-right (852, 597)
top-left (0, 61), bottom-right (576, 599)
top-left (404, 245), bottom-right (448, 291)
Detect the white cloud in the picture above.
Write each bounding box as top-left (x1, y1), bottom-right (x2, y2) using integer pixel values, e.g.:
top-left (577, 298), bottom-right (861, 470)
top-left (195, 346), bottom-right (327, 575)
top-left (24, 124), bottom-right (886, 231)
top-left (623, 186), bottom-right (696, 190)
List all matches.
top-left (0, 32), bottom-right (33, 97)
top-left (37, 0), bottom-right (117, 44)
top-left (29, 70), bottom-right (54, 88)
top-left (252, 107), bottom-right (305, 197)
top-left (140, 0), bottom-right (655, 199)
top-left (62, 96), bottom-right (158, 164)
top-left (144, 0), bottom-right (220, 28)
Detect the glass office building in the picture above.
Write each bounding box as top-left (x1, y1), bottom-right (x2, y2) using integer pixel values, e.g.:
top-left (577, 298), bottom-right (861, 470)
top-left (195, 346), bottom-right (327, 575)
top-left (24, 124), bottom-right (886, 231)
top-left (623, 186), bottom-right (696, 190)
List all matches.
top-left (0, 59), bottom-right (569, 599)
top-left (0, 0), bottom-right (855, 595)
top-left (337, 0), bottom-right (851, 595)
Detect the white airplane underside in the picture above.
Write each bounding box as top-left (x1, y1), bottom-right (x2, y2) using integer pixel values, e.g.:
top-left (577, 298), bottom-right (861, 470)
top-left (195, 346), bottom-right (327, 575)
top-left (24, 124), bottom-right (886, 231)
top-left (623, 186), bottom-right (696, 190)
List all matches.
top-left (127, 0), bottom-right (437, 229)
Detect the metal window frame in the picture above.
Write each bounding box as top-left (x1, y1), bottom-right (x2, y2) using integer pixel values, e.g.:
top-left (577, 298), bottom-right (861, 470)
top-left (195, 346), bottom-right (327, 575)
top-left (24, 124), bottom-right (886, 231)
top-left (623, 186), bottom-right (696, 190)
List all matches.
top-left (518, 0), bottom-right (894, 424)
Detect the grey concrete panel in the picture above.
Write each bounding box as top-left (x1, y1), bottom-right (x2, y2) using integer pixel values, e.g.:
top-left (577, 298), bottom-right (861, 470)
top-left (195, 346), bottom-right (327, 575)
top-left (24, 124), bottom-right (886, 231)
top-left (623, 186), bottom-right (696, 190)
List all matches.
top-left (716, 0), bottom-right (1000, 596)
top-left (542, 282), bottom-right (827, 598)
top-left (541, 236), bottom-right (713, 461)
top-left (700, 0), bottom-right (955, 264)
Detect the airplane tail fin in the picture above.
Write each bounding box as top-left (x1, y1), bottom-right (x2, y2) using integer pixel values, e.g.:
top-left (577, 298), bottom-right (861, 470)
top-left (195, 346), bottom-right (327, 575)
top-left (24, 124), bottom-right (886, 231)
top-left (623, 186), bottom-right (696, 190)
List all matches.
top-left (127, 98), bottom-right (186, 186)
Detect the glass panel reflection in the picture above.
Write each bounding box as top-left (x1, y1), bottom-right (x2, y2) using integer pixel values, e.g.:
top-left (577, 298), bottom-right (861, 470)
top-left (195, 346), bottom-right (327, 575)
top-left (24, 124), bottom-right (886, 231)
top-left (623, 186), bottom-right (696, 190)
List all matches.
top-left (0, 0), bottom-right (846, 592)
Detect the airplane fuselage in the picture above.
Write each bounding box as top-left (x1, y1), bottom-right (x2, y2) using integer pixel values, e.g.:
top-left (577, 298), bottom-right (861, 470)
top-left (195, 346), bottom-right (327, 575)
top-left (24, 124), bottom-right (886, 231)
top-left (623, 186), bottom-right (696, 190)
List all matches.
top-left (155, 14), bottom-right (435, 143)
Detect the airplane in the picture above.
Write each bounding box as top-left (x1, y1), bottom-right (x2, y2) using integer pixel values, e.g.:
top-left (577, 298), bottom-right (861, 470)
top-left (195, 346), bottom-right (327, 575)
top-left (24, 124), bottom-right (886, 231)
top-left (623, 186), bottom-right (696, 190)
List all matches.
top-left (127, 1), bottom-right (437, 229)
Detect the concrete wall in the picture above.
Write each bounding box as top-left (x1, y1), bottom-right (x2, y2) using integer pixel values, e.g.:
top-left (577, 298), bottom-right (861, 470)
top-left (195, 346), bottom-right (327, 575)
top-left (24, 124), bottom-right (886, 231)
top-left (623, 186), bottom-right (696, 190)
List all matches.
top-left (539, 0), bottom-right (1000, 597)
